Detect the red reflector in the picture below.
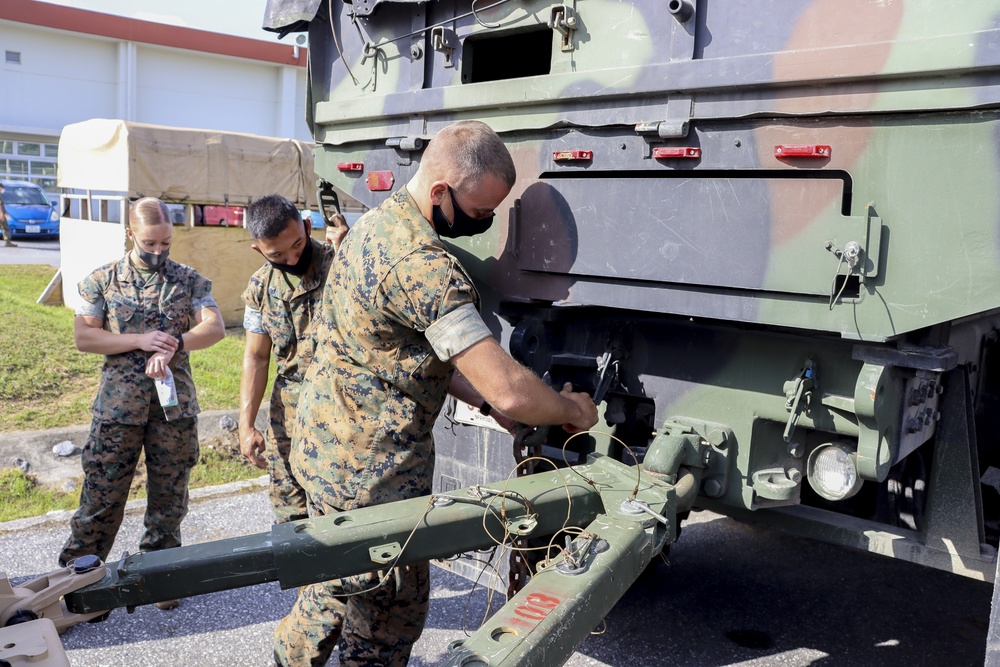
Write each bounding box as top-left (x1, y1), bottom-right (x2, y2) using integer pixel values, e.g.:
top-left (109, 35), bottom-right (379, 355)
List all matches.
top-left (337, 162), bottom-right (364, 171)
top-left (367, 171), bottom-right (395, 191)
top-left (653, 147), bottom-right (701, 159)
top-left (774, 144), bottom-right (831, 158)
top-left (553, 150), bottom-right (593, 162)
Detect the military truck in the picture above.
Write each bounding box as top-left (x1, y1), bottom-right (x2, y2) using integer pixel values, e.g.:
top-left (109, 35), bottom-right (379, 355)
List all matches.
top-left (6, 1), bottom-right (1000, 665)
top-left (261, 0), bottom-right (1000, 658)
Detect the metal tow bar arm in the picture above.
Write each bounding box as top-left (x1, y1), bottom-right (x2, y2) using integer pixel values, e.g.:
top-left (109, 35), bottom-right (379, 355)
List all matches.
top-left (6, 454), bottom-right (681, 667)
top-left (64, 455), bottom-right (668, 615)
top-left (441, 470), bottom-right (676, 667)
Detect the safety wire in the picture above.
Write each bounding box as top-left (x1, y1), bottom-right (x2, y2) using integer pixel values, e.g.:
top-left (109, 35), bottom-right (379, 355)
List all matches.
top-left (538, 431), bottom-right (648, 637)
top-left (460, 547), bottom-right (505, 635)
top-left (313, 429), bottom-right (642, 622)
top-left (470, 0), bottom-right (503, 28)
top-left (560, 430), bottom-right (643, 502)
top-left (328, 0), bottom-right (359, 85)
top-left (319, 496), bottom-right (436, 600)
top-left (366, 0), bottom-right (514, 48)
top-left (338, 0), bottom-right (516, 89)
top-left (481, 457), bottom-right (572, 554)
top-left (338, 430), bottom-right (642, 635)
top-left (485, 430), bottom-right (646, 575)
top-left (430, 454), bottom-right (569, 628)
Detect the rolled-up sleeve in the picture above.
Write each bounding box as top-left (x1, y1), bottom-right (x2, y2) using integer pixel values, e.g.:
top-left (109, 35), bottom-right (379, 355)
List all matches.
top-left (75, 296), bottom-right (105, 319)
top-left (243, 307), bottom-right (265, 334)
top-left (425, 303), bottom-right (492, 361)
top-left (193, 294), bottom-right (218, 312)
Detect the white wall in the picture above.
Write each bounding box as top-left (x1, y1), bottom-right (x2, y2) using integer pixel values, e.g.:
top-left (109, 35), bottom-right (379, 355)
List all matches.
top-left (0, 25), bottom-right (119, 134)
top-left (0, 20), bottom-right (311, 141)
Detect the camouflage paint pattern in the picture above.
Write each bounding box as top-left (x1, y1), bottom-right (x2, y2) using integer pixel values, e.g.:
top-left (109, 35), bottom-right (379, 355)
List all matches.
top-left (59, 417), bottom-right (199, 566)
top-left (278, 189), bottom-right (482, 659)
top-left (271, 0), bottom-right (1000, 581)
top-left (242, 237), bottom-right (336, 523)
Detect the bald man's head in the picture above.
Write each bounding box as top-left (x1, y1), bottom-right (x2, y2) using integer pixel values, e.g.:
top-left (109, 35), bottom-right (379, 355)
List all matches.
top-left (417, 120), bottom-right (516, 192)
top-left (407, 121), bottom-right (516, 232)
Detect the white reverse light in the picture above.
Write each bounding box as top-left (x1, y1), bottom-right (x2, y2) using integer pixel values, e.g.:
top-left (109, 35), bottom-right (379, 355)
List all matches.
top-left (806, 441), bottom-right (863, 501)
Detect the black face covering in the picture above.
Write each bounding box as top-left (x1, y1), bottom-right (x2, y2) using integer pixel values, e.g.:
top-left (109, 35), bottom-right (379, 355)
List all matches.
top-left (269, 234), bottom-right (313, 276)
top-left (135, 247), bottom-right (169, 271)
top-left (433, 186), bottom-right (495, 238)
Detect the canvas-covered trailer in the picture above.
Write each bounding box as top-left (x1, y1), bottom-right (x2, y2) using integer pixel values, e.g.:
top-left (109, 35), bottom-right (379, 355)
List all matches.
top-left (56, 118), bottom-right (331, 326)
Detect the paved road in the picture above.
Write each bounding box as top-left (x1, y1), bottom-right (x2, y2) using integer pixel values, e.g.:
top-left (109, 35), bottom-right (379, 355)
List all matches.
top-left (0, 486), bottom-right (990, 667)
top-left (0, 237), bottom-right (60, 266)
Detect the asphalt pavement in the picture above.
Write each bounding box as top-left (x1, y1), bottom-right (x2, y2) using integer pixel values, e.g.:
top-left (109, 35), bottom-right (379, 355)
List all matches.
top-left (0, 237), bottom-right (60, 266)
top-left (0, 483), bottom-right (992, 667)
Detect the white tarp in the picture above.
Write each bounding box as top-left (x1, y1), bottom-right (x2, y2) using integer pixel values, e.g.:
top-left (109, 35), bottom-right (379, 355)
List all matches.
top-left (57, 119), bottom-right (318, 208)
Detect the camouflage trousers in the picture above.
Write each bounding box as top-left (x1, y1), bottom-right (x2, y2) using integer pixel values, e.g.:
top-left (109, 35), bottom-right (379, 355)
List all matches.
top-left (273, 468), bottom-right (430, 666)
top-left (58, 416), bottom-right (199, 567)
top-left (266, 399), bottom-right (308, 524)
top-left (273, 559), bottom-right (429, 667)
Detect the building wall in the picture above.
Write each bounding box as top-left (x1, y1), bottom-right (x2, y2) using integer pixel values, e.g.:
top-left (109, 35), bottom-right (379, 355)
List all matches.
top-left (0, 7), bottom-right (309, 195)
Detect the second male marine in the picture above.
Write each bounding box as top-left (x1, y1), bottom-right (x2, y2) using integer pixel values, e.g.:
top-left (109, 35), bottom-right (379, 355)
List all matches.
top-left (239, 194), bottom-right (348, 523)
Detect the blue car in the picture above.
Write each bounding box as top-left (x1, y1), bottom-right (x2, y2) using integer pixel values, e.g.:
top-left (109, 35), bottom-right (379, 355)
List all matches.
top-left (300, 209), bottom-right (364, 230)
top-left (1, 180), bottom-right (60, 239)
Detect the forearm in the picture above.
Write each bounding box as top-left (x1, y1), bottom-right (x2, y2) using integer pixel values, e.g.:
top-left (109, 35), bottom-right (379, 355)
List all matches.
top-left (75, 327), bottom-right (145, 356)
top-left (453, 339), bottom-right (587, 427)
top-left (448, 372), bottom-right (485, 408)
top-left (239, 355), bottom-right (269, 434)
top-left (182, 307), bottom-right (226, 351)
top-left (489, 364), bottom-right (583, 426)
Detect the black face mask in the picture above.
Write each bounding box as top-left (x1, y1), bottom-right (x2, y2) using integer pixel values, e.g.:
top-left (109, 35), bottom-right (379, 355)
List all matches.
top-left (135, 247), bottom-right (169, 271)
top-left (269, 234), bottom-right (313, 276)
top-left (433, 186), bottom-right (495, 238)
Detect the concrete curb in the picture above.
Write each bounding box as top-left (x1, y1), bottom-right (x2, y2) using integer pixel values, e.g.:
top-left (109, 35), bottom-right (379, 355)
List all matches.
top-left (0, 406), bottom-right (273, 534)
top-left (0, 407), bottom-right (269, 487)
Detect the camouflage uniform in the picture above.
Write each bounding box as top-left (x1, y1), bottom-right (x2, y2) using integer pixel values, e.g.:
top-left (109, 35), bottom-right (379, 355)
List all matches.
top-left (0, 195), bottom-right (12, 244)
top-left (273, 189), bottom-right (493, 666)
top-left (58, 256), bottom-right (216, 566)
top-left (242, 237), bottom-right (335, 524)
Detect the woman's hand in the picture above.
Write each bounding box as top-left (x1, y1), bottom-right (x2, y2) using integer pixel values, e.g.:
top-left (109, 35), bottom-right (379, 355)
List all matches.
top-left (145, 351), bottom-right (173, 379)
top-left (138, 330), bottom-right (179, 355)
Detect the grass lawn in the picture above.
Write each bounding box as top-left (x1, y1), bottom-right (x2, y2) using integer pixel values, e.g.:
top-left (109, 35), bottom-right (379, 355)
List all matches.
top-left (0, 264), bottom-right (273, 520)
top-left (0, 264), bottom-right (265, 432)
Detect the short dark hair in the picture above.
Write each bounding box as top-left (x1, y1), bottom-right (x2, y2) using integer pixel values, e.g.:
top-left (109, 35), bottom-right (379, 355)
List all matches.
top-left (424, 121), bottom-right (516, 190)
top-left (452, 121), bottom-right (516, 189)
top-left (246, 194), bottom-right (302, 240)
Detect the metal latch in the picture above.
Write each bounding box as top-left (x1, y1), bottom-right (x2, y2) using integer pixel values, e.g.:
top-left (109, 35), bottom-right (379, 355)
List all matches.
top-left (430, 27), bottom-right (455, 67)
top-left (548, 4), bottom-right (578, 52)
